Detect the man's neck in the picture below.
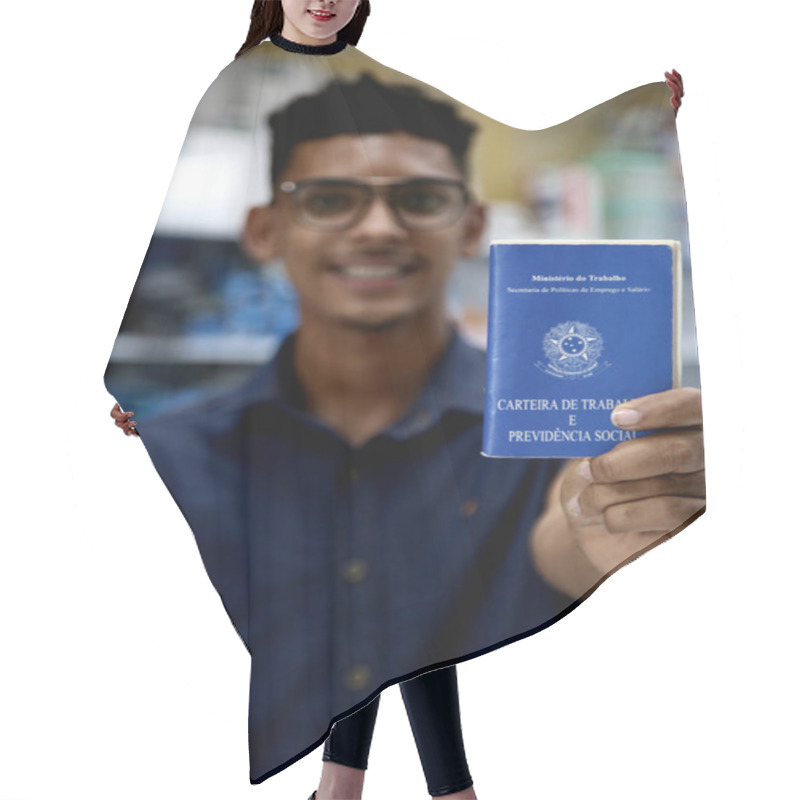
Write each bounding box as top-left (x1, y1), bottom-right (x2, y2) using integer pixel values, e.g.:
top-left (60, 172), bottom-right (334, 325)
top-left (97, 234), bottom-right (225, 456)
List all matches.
top-left (292, 310), bottom-right (454, 444)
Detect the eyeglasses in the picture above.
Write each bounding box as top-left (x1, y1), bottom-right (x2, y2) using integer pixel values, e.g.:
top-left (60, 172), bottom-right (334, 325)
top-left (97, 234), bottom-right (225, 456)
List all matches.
top-left (277, 176), bottom-right (472, 231)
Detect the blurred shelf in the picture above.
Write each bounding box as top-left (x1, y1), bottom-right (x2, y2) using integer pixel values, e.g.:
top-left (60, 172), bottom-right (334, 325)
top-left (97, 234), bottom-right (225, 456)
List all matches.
top-left (109, 333), bottom-right (281, 364)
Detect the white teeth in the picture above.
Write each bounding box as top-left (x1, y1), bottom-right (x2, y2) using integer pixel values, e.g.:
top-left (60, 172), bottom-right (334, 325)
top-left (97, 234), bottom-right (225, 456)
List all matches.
top-left (341, 266), bottom-right (403, 278)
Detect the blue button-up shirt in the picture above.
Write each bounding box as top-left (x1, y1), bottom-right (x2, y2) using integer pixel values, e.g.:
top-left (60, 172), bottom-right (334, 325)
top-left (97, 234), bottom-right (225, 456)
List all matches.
top-left (136, 324), bottom-right (577, 783)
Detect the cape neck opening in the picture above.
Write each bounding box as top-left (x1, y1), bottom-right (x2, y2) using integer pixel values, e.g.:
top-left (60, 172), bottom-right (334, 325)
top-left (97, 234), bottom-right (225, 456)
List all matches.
top-left (270, 31), bottom-right (348, 55)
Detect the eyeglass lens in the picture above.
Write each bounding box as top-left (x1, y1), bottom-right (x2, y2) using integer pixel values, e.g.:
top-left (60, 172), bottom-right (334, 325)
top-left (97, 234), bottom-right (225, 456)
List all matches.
top-left (292, 180), bottom-right (466, 230)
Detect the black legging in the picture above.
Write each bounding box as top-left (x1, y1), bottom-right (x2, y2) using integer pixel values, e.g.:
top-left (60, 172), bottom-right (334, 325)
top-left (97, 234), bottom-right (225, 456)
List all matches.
top-left (323, 665), bottom-right (473, 797)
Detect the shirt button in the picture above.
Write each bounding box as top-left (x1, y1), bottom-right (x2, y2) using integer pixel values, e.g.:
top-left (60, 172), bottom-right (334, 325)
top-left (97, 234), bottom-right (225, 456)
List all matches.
top-left (342, 559), bottom-right (368, 583)
top-left (459, 499), bottom-right (479, 517)
top-left (344, 664), bottom-right (371, 691)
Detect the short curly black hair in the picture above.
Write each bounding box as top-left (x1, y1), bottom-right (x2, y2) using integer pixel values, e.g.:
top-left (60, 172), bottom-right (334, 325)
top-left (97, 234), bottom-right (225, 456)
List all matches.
top-left (267, 72), bottom-right (477, 195)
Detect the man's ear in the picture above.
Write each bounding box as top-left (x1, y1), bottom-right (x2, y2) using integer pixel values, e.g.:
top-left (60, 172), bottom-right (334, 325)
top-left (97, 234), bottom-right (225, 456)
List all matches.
top-left (459, 201), bottom-right (487, 259)
top-left (241, 204), bottom-right (280, 263)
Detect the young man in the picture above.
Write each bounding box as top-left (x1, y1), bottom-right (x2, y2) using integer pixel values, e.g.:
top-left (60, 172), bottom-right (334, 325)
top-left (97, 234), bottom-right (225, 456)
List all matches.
top-left (120, 73), bottom-right (704, 788)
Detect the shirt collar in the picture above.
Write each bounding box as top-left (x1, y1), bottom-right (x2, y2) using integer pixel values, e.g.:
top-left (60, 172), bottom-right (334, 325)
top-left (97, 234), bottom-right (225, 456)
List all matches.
top-left (207, 324), bottom-right (485, 439)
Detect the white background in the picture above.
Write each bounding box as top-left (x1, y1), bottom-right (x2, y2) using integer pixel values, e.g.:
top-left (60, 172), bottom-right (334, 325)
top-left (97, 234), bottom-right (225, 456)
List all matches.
top-left (2, 1), bottom-right (797, 798)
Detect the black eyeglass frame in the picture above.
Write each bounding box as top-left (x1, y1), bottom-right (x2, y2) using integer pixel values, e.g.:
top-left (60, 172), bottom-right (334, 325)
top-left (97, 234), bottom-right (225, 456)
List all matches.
top-left (276, 176), bottom-right (473, 231)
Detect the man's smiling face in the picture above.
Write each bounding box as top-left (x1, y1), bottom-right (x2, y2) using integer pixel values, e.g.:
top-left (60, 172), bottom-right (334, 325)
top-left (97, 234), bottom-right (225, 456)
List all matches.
top-left (250, 131), bottom-right (485, 332)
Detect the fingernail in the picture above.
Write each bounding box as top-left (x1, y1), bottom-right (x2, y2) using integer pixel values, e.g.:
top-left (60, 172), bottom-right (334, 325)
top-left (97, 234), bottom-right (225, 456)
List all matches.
top-left (578, 459), bottom-right (593, 482)
top-left (566, 494), bottom-right (582, 516)
top-left (611, 407), bottom-right (641, 427)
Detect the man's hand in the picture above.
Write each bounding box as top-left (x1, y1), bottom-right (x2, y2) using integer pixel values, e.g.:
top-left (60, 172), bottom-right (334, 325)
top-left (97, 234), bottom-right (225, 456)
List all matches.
top-left (531, 387), bottom-right (705, 596)
top-left (111, 402), bottom-right (139, 437)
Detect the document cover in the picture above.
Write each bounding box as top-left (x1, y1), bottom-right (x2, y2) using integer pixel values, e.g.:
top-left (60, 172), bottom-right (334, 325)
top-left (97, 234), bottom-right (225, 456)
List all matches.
top-left (482, 240), bottom-right (681, 458)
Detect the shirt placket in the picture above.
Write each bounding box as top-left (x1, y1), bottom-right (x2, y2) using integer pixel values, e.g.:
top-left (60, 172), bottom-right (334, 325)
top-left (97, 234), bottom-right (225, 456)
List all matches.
top-left (334, 442), bottom-right (379, 709)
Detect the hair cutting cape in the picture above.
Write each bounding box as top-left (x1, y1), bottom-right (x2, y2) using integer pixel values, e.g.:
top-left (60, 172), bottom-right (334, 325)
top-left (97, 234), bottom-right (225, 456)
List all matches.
top-left (104, 36), bottom-right (701, 784)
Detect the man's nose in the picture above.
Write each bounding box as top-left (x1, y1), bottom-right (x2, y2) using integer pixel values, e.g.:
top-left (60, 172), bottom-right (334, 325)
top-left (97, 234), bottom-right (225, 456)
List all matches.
top-left (351, 192), bottom-right (407, 236)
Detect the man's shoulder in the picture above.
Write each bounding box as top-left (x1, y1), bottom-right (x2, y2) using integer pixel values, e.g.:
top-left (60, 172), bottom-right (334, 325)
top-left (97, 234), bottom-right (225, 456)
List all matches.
top-left (456, 334), bottom-right (487, 368)
top-left (137, 362), bottom-right (281, 444)
top-left (433, 330), bottom-right (487, 417)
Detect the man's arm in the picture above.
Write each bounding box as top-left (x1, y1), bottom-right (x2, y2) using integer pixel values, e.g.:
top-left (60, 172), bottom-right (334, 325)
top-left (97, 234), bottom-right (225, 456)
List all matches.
top-left (530, 387), bottom-right (705, 599)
